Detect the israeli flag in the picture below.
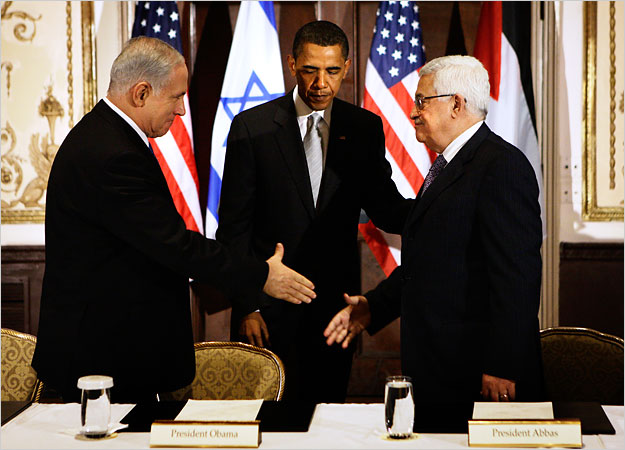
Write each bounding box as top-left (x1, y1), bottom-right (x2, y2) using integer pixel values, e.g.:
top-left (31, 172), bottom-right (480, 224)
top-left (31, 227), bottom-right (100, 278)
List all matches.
top-left (206, 1), bottom-right (285, 237)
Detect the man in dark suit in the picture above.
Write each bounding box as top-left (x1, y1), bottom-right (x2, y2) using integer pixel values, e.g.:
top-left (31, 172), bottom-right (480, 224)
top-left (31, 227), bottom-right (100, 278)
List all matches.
top-left (32, 36), bottom-right (315, 403)
top-left (324, 55), bottom-right (544, 404)
top-left (217, 21), bottom-right (412, 403)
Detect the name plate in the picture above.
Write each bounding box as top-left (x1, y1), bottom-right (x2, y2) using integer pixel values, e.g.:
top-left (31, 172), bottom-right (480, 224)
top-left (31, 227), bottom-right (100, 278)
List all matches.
top-left (468, 419), bottom-right (582, 448)
top-left (149, 420), bottom-right (261, 448)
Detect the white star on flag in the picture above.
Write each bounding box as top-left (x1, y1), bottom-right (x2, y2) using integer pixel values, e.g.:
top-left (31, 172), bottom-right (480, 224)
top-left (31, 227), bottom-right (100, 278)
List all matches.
top-left (144, 2), bottom-right (150, 9)
top-left (410, 36), bottom-right (419, 47)
top-left (152, 23), bottom-right (161, 33)
top-left (412, 20), bottom-right (419, 30)
top-left (392, 49), bottom-right (402, 60)
top-left (377, 44), bottom-right (387, 55)
top-left (168, 29), bottom-right (176, 39)
top-left (156, 7), bottom-right (164, 16)
top-left (394, 33), bottom-right (404, 43)
top-left (388, 66), bottom-right (399, 77)
top-left (384, 11), bottom-right (393, 21)
top-left (408, 53), bottom-right (417, 64)
top-left (170, 11), bottom-right (178, 21)
top-left (141, 19), bottom-right (146, 27)
top-left (400, 1), bottom-right (410, 7)
top-left (381, 28), bottom-right (390, 38)
top-left (398, 15), bottom-right (407, 26)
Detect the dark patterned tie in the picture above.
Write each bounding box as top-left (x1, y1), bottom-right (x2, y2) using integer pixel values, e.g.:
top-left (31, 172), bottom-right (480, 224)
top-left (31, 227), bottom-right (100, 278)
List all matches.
top-left (421, 154), bottom-right (447, 194)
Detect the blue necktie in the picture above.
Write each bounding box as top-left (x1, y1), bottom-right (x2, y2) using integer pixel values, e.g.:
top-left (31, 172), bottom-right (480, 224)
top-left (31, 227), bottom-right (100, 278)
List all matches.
top-left (421, 154), bottom-right (447, 194)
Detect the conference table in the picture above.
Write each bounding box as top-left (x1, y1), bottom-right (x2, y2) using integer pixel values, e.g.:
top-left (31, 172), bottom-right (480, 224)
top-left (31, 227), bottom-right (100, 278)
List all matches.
top-left (1, 402), bottom-right (623, 449)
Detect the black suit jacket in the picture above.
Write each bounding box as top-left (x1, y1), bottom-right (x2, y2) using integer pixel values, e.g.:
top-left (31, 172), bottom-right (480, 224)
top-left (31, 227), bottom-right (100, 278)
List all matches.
top-left (32, 100), bottom-right (268, 396)
top-left (367, 123), bottom-right (544, 403)
top-left (217, 91), bottom-right (412, 333)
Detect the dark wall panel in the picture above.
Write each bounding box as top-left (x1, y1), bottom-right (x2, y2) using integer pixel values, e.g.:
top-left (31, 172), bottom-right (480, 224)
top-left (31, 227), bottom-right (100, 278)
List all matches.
top-left (559, 243), bottom-right (624, 338)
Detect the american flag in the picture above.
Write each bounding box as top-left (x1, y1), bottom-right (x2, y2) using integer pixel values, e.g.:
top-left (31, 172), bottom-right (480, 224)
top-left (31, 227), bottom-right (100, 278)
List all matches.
top-left (132, 1), bottom-right (203, 234)
top-left (360, 1), bottom-right (433, 275)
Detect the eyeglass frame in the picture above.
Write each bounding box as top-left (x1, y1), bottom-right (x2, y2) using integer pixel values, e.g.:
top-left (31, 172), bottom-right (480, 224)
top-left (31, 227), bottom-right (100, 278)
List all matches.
top-left (413, 93), bottom-right (455, 111)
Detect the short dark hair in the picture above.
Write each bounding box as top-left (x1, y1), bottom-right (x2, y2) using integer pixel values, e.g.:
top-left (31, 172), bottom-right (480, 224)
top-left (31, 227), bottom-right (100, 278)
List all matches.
top-left (292, 20), bottom-right (349, 61)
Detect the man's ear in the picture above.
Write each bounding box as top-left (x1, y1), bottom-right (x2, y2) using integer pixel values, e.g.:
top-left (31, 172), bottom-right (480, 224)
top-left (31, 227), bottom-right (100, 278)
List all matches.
top-left (130, 81), bottom-right (151, 107)
top-left (342, 58), bottom-right (352, 78)
top-left (287, 55), bottom-right (296, 77)
top-left (451, 94), bottom-right (465, 117)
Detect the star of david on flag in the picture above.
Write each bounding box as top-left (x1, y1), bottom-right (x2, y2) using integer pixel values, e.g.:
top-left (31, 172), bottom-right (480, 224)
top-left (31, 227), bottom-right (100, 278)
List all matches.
top-left (206, 1), bottom-right (284, 238)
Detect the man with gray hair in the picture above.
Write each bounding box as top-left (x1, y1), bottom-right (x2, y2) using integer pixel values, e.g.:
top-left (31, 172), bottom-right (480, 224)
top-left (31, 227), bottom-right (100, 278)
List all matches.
top-left (325, 55), bottom-right (544, 406)
top-left (33, 36), bottom-right (315, 403)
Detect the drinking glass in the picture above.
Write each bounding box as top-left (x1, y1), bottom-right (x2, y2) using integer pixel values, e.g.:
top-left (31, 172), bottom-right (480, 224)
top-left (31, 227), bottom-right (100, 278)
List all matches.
top-left (384, 375), bottom-right (414, 438)
top-left (78, 375), bottom-right (113, 439)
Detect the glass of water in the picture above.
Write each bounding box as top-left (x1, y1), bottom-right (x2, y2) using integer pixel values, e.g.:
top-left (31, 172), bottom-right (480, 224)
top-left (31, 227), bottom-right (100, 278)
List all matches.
top-left (384, 375), bottom-right (414, 438)
top-left (77, 375), bottom-right (113, 439)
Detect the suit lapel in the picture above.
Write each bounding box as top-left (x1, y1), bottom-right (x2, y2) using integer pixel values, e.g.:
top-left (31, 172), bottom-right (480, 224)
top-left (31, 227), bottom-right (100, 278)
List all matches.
top-left (405, 123), bottom-right (491, 231)
top-left (273, 93), bottom-right (316, 219)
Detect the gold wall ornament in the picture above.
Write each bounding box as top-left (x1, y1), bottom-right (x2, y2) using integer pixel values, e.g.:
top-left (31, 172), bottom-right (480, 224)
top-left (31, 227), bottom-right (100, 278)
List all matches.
top-left (1, 1), bottom-right (41, 42)
top-left (1, 121), bottom-right (24, 205)
top-left (1, 61), bottom-right (13, 97)
top-left (66, 1), bottom-right (74, 128)
top-left (6, 87), bottom-right (63, 210)
top-left (81, 1), bottom-right (97, 113)
top-left (582, 1), bottom-right (624, 221)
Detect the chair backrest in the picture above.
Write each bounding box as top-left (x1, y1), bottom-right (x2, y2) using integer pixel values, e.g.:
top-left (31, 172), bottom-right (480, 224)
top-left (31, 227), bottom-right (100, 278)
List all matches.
top-left (540, 326), bottom-right (624, 405)
top-left (165, 341), bottom-right (285, 401)
top-left (1, 328), bottom-right (43, 402)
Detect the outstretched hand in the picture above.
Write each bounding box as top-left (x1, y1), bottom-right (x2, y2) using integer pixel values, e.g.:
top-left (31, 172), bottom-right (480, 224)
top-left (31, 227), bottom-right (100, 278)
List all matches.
top-left (323, 293), bottom-right (371, 348)
top-left (263, 243), bottom-right (315, 304)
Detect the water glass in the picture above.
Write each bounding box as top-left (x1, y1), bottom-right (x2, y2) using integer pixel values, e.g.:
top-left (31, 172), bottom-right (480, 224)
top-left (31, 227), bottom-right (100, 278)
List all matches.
top-left (384, 375), bottom-right (414, 438)
top-left (77, 375), bottom-right (113, 438)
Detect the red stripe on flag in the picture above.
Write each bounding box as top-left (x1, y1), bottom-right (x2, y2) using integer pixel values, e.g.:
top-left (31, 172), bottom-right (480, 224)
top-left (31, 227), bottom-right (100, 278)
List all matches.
top-left (359, 221), bottom-right (397, 277)
top-left (363, 89), bottom-right (424, 192)
top-left (149, 138), bottom-right (201, 232)
top-left (389, 81), bottom-right (416, 124)
top-left (169, 114), bottom-right (200, 189)
top-left (474, 0), bottom-right (502, 100)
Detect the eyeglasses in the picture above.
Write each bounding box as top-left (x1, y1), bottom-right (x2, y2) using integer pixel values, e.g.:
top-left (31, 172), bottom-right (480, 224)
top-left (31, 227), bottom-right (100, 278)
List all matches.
top-left (414, 94), bottom-right (455, 111)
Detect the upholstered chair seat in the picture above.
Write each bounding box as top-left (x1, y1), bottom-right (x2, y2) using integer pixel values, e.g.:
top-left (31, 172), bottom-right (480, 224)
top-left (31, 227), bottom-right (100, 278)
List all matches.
top-left (1, 328), bottom-right (43, 402)
top-left (540, 327), bottom-right (624, 405)
top-left (165, 341), bottom-right (285, 401)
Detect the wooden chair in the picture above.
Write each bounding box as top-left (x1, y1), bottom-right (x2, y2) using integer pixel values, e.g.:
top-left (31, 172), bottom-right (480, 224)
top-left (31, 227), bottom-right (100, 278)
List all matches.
top-left (1, 328), bottom-right (43, 402)
top-left (165, 341), bottom-right (285, 401)
top-left (540, 327), bottom-right (624, 405)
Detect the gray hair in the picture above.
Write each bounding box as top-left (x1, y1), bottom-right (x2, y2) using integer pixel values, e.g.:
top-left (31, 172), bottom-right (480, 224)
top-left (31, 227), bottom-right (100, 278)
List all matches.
top-left (419, 55), bottom-right (490, 118)
top-left (107, 36), bottom-right (185, 97)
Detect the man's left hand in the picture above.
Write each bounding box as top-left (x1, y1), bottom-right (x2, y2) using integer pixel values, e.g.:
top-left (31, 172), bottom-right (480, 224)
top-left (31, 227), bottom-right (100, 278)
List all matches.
top-left (481, 373), bottom-right (516, 402)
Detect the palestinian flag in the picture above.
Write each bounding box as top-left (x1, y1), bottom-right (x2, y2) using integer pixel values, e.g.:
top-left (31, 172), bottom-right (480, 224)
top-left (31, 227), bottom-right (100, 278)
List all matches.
top-left (474, 1), bottom-right (545, 236)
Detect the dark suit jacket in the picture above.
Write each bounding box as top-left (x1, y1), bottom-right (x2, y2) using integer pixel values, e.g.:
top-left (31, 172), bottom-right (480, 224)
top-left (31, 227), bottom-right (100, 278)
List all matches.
top-left (367, 123), bottom-right (544, 404)
top-left (32, 100), bottom-right (268, 396)
top-left (217, 91), bottom-right (412, 336)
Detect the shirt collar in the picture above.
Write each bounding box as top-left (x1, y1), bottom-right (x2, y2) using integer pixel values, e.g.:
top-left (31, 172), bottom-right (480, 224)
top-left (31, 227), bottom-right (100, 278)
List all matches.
top-left (103, 97), bottom-right (150, 148)
top-left (442, 120), bottom-right (484, 163)
top-left (292, 87), bottom-right (332, 127)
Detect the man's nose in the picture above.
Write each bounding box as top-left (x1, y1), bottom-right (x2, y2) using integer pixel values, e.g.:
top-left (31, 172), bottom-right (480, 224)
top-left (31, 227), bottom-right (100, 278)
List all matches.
top-left (409, 104), bottom-right (419, 120)
top-left (313, 73), bottom-right (328, 89)
top-left (176, 98), bottom-right (186, 116)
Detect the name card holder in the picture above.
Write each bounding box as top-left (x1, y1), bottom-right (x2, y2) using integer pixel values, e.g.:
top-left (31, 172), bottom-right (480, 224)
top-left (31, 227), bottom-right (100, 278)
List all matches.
top-left (468, 419), bottom-right (582, 448)
top-left (149, 420), bottom-right (261, 448)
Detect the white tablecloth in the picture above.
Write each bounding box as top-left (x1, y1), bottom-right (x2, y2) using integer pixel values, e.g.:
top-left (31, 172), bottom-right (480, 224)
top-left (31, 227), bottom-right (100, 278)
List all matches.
top-left (1, 403), bottom-right (623, 449)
